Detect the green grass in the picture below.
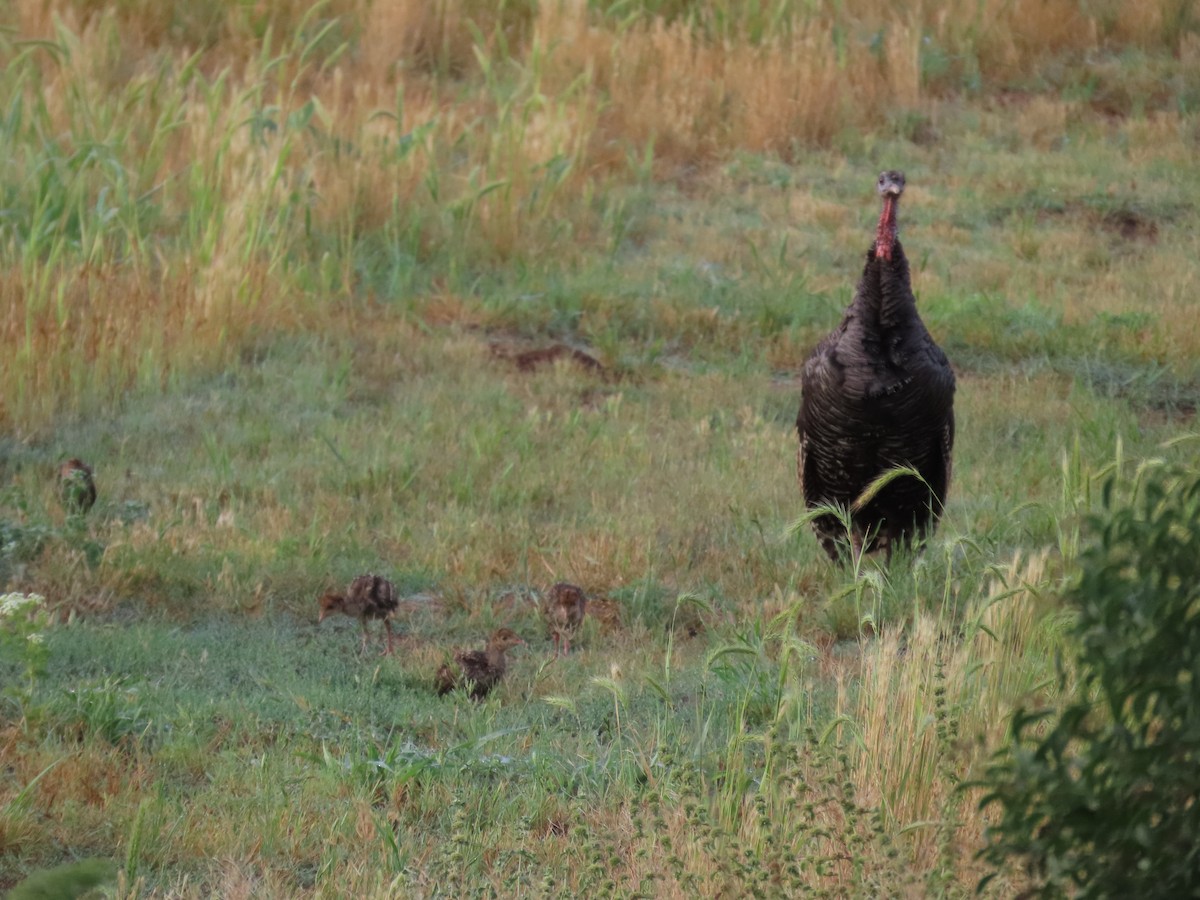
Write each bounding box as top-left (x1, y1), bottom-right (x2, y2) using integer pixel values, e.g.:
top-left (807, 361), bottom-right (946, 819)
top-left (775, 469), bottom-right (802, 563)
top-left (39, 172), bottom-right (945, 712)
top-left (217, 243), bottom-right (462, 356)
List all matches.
top-left (2, 316), bottom-right (1192, 895)
top-left (2, 1), bottom-right (1200, 896)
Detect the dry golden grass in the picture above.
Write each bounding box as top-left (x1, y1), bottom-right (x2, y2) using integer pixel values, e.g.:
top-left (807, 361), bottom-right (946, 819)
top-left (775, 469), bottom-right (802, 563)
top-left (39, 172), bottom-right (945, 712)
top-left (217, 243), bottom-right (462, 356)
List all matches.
top-left (826, 551), bottom-right (1061, 892)
top-left (0, 259), bottom-right (316, 431)
top-left (2, 0), bottom-right (1196, 430)
top-left (363, 0), bottom-right (538, 78)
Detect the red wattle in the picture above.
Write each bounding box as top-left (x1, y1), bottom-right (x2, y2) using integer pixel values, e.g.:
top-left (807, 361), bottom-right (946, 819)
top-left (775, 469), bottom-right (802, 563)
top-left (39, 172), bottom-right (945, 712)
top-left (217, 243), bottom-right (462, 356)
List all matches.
top-left (875, 195), bottom-right (897, 261)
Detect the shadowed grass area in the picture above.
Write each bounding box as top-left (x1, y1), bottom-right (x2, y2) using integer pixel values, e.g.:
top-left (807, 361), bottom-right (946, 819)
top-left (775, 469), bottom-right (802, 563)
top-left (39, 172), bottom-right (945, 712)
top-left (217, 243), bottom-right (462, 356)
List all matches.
top-left (2, 0), bottom-right (1200, 896)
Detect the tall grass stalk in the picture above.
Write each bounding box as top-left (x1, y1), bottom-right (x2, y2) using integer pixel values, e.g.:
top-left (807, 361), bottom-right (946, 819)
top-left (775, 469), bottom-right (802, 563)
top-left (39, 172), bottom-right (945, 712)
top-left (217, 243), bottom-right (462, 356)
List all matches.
top-left (848, 550), bottom-right (1064, 879)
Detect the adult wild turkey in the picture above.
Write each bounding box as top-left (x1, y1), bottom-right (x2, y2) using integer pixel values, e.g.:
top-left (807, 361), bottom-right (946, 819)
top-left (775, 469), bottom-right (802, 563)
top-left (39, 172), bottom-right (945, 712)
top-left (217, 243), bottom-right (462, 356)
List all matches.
top-left (317, 574), bottom-right (400, 655)
top-left (796, 171), bottom-right (955, 562)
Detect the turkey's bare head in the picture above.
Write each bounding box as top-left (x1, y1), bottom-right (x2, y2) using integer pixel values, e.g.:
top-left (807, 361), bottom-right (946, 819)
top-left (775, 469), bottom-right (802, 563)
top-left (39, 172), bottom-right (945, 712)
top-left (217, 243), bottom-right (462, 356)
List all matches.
top-left (876, 170), bottom-right (906, 198)
top-left (875, 170), bottom-right (905, 261)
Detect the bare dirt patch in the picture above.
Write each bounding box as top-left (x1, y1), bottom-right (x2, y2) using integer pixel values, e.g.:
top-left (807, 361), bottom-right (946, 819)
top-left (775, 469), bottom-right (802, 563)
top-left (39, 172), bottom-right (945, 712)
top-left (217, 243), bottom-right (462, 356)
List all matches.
top-left (489, 341), bottom-right (606, 376)
top-left (1100, 208), bottom-right (1159, 243)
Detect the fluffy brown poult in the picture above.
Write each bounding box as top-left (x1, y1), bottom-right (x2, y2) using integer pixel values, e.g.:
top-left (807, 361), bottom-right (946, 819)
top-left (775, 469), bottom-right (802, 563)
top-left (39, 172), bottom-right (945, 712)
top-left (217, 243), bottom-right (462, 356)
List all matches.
top-left (59, 458), bottom-right (97, 515)
top-left (435, 628), bottom-right (525, 700)
top-left (541, 582), bottom-right (587, 657)
top-left (318, 574), bottom-right (400, 655)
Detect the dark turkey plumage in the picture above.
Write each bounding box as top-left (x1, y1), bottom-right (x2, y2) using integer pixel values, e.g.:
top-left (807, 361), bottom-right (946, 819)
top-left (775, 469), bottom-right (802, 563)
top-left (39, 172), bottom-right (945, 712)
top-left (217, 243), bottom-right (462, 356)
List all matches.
top-left (797, 171), bottom-right (955, 562)
top-left (318, 573), bottom-right (400, 655)
top-left (59, 458), bottom-right (96, 515)
top-left (435, 628), bottom-right (525, 700)
top-left (541, 582), bottom-right (587, 657)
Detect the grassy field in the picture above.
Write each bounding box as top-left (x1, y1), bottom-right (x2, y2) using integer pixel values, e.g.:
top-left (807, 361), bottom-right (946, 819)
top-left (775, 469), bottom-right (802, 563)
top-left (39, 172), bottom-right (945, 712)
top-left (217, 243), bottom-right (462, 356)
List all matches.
top-left (2, 0), bottom-right (1199, 896)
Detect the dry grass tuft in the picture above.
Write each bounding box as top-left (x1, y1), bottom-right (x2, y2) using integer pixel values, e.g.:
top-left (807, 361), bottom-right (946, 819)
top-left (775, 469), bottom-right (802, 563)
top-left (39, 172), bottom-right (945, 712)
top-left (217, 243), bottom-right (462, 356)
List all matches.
top-left (363, 0), bottom-right (537, 79)
top-left (848, 550), bottom-right (1063, 885)
top-left (0, 260), bottom-right (316, 430)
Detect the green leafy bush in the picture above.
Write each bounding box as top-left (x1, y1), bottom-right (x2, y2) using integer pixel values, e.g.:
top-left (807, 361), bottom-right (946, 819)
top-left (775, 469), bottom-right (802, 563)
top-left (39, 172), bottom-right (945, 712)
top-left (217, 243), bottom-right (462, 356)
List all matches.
top-left (7, 858), bottom-right (117, 900)
top-left (977, 460), bottom-right (1200, 897)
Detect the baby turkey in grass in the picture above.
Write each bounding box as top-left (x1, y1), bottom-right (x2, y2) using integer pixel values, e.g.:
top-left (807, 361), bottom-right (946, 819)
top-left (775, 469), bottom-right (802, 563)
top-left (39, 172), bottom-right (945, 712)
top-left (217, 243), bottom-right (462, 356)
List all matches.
top-left (317, 574), bottom-right (399, 655)
top-left (59, 458), bottom-right (96, 515)
top-left (541, 582), bottom-right (587, 657)
top-left (435, 628), bottom-right (525, 700)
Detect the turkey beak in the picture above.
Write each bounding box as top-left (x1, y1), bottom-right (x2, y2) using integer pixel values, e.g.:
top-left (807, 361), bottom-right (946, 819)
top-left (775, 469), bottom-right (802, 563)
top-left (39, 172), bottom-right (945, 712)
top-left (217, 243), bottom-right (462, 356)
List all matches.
top-left (318, 609), bottom-right (329, 623)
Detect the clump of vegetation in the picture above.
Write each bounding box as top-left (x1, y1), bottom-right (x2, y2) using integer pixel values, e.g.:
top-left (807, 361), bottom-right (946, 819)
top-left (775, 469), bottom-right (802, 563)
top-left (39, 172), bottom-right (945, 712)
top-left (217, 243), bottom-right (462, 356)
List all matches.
top-left (0, 592), bottom-right (49, 710)
top-left (978, 458), bottom-right (1200, 897)
top-left (6, 857), bottom-right (117, 900)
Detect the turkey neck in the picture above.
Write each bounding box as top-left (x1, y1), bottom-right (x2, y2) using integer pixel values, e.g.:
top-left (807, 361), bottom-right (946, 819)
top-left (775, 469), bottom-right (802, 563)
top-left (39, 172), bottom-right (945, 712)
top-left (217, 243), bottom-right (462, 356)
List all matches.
top-left (874, 194), bottom-right (899, 260)
top-left (874, 238), bottom-right (916, 332)
top-left (485, 644), bottom-right (509, 671)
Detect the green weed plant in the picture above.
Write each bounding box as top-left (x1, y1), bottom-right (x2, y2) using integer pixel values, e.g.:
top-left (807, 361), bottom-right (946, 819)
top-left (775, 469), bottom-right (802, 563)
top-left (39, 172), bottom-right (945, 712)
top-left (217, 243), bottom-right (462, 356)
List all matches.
top-left (978, 457), bottom-right (1200, 897)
